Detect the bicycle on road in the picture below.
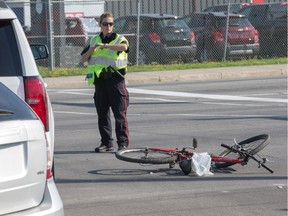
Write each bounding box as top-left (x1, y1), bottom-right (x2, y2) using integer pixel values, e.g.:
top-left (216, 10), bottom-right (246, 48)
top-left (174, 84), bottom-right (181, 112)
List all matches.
top-left (115, 134), bottom-right (274, 175)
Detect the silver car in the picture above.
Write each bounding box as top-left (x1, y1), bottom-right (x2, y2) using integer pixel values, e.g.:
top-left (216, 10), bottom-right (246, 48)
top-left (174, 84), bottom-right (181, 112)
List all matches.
top-left (0, 1), bottom-right (64, 215)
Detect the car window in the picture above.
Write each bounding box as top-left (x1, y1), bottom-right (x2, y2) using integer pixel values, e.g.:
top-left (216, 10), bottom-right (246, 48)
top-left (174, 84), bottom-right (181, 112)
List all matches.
top-left (65, 20), bottom-right (78, 29)
top-left (160, 19), bottom-right (188, 29)
top-left (238, 7), bottom-right (252, 17)
top-left (182, 17), bottom-right (191, 26)
top-left (215, 17), bottom-right (251, 27)
top-left (182, 15), bottom-right (205, 28)
top-left (125, 20), bottom-right (137, 33)
top-left (204, 5), bottom-right (239, 12)
top-left (213, 5), bottom-right (228, 12)
top-left (114, 17), bottom-right (127, 33)
top-left (80, 18), bottom-right (100, 33)
top-left (268, 3), bottom-right (287, 20)
top-left (0, 83), bottom-right (37, 120)
top-left (193, 16), bottom-right (205, 28)
top-left (141, 18), bottom-right (154, 32)
top-left (204, 6), bottom-right (220, 12)
top-left (0, 21), bottom-right (22, 76)
top-left (230, 5), bottom-right (241, 12)
top-left (248, 6), bottom-right (266, 20)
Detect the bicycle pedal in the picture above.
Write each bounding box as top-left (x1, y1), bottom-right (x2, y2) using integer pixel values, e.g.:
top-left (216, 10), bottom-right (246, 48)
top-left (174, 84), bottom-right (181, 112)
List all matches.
top-left (241, 161), bottom-right (248, 166)
top-left (169, 162), bottom-right (175, 169)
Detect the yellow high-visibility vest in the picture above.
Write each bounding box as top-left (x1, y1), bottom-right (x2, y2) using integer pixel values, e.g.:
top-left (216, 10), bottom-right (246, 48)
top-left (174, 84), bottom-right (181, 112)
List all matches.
top-left (86, 34), bottom-right (128, 85)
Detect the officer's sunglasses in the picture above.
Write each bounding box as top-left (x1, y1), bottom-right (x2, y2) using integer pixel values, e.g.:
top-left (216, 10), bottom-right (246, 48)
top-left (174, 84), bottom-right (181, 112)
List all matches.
top-left (102, 22), bottom-right (114, 27)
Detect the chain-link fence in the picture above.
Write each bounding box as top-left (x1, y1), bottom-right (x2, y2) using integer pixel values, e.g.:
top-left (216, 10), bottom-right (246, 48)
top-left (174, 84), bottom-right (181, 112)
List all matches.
top-left (5, 0), bottom-right (287, 69)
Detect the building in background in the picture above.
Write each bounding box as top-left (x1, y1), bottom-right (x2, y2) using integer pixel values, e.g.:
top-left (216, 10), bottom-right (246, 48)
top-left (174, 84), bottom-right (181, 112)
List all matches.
top-left (6, 0), bottom-right (104, 29)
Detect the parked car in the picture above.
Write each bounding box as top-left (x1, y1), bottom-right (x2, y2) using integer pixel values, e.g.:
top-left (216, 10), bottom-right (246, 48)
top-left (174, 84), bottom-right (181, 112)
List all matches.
top-left (238, 2), bottom-right (287, 57)
top-left (181, 12), bottom-right (260, 62)
top-left (113, 14), bottom-right (197, 65)
top-left (24, 16), bottom-right (100, 47)
top-left (203, 3), bottom-right (252, 13)
top-left (0, 1), bottom-right (64, 215)
top-left (65, 16), bottom-right (101, 46)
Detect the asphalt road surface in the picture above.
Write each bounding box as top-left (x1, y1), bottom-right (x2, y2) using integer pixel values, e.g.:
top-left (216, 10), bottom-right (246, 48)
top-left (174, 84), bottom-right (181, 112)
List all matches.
top-left (49, 76), bottom-right (287, 216)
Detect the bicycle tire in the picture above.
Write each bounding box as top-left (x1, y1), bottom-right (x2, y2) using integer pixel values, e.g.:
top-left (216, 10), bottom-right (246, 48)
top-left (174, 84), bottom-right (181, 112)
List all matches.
top-left (115, 148), bottom-right (178, 164)
top-left (214, 134), bottom-right (271, 169)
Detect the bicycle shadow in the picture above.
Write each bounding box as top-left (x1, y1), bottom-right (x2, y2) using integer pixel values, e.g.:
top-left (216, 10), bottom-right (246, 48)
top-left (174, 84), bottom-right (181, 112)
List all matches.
top-left (55, 164), bottom-right (286, 184)
top-left (87, 166), bottom-right (237, 176)
top-left (88, 168), bottom-right (182, 176)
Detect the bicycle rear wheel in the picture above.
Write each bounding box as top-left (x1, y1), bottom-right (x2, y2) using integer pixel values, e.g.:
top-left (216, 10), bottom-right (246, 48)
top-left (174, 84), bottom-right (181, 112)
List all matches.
top-left (214, 134), bottom-right (271, 169)
top-left (115, 148), bottom-right (178, 164)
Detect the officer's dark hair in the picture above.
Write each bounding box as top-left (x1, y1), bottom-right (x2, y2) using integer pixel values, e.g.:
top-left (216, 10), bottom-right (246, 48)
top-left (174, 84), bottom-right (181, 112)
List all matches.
top-left (100, 12), bottom-right (114, 24)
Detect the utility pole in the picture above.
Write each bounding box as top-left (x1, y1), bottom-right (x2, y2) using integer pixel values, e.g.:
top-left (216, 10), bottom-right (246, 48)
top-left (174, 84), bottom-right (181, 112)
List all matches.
top-left (136, 0), bottom-right (140, 65)
top-left (223, 0), bottom-right (230, 61)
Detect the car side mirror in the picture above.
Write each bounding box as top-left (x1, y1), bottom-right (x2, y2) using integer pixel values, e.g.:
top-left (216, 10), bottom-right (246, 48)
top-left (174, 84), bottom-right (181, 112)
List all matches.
top-left (30, 44), bottom-right (49, 60)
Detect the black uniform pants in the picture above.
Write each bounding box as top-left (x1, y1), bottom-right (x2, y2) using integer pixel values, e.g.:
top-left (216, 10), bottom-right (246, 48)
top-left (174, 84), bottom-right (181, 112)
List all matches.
top-left (94, 75), bottom-right (129, 148)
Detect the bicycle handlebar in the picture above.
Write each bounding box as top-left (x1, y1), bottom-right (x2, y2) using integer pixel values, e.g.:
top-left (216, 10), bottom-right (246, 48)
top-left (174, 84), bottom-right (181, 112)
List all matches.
top-left (220, 144), bottom-right (274, 173)
top-left (220, 144), bottom-right (232, 149)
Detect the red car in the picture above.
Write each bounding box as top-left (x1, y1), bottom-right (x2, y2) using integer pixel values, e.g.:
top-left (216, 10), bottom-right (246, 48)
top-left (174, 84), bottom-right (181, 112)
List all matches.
top-left (182, 12), bottom-right (260, 62)
top-left (65, 17), bottom-right (100, 46)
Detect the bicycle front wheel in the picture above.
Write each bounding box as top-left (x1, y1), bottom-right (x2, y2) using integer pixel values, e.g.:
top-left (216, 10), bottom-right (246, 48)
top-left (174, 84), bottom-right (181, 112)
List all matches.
top-left (214, 134), bottom-right (271, 169)
top-left (115, 148), bottom-right (178, 164)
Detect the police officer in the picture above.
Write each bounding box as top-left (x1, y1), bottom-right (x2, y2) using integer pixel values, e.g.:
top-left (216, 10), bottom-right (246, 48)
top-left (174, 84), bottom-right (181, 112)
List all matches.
top-left (81, 12), bottom-right (129, 152)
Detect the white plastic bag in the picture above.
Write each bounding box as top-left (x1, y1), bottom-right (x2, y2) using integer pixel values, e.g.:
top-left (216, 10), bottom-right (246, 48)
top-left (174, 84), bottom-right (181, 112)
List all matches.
top-left (191, 152), bottom-right (213, 176)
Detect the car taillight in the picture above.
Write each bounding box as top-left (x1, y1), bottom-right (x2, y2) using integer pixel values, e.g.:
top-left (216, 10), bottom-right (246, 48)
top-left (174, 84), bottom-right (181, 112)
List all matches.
top-left (24, 77), bottom-right (49, 132)
top-left (212, 31), bottom-right (224, 43)
top-left (254, 30), bottom-right (259, 43)
top-left (148, 32), bottom-right (161, 43)
top-left (190, 31), bottom-right (196, 43)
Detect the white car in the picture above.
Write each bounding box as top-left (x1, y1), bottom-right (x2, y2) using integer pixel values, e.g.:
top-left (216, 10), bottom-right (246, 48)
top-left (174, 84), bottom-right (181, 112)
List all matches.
top-left (0, 1), bottom-right (64, 215)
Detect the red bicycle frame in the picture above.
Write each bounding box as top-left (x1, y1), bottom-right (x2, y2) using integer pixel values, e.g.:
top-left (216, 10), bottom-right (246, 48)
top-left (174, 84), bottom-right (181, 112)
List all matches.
top-left (149, 147), bottom-right (244, 164)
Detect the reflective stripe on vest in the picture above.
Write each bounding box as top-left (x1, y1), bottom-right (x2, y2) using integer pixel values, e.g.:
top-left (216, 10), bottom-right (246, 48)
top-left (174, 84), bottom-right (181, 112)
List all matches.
top-left (88, 34), bottom-right (128, 71)
top-left (88, 56), bottom-right (127, 68)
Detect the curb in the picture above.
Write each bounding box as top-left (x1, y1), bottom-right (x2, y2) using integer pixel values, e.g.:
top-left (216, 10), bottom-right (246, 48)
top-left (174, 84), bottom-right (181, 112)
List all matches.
top-left (44, 64), bottom-right (287, 88)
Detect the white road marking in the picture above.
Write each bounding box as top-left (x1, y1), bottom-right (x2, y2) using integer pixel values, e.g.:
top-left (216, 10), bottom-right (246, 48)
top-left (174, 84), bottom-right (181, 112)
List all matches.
top-left (48, 89), bottom-right (92, 92)
top-left (131, 97), bottom-right (272, 106)
top-left (130, 97), bottom-right (188, 103)
top-left (51, 87), bottom-right (286, 118)
top-left (59, 92), bottom-right (92, 96)
top-left (49, 88), bottom-right (287, 103)
top-left (55, 111), bottom-right (95, 115)
top-left (128, 88), bottom-right (288, 103)
top-left (201, 102), bottom-right (265, 107)
top-left (54, 111), bottom-right (280, 119)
